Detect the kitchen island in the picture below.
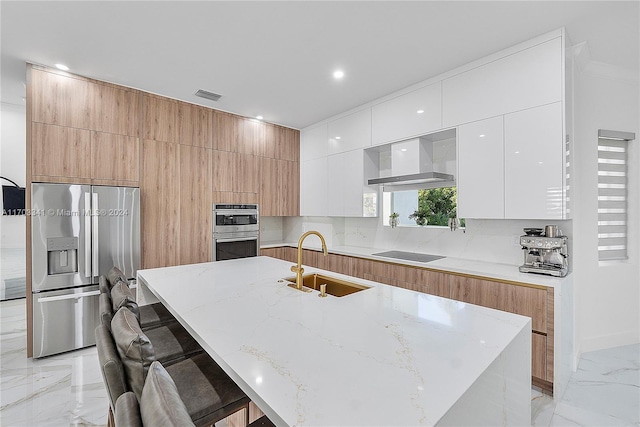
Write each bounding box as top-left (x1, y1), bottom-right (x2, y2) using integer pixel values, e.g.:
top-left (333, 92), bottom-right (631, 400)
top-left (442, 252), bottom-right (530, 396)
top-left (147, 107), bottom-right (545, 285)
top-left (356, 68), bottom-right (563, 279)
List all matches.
top-left (137, 256), bottom-right (531, 426)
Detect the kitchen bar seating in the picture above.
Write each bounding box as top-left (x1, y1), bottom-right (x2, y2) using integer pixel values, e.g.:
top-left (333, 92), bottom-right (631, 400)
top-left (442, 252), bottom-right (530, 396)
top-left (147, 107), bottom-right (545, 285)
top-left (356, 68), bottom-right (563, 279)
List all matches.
top-left (104, 267), bottom-right (176, 330)
top-left (96, 268), bottom-right (253, 426)
top-left (109, 307), bottom-right (251, 426)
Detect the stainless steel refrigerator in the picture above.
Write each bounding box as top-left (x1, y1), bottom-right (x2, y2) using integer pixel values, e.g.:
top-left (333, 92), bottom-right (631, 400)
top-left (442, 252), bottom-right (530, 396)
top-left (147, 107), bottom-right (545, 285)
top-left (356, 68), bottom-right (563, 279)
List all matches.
top-left (31, 183), bottom-right (140, 358)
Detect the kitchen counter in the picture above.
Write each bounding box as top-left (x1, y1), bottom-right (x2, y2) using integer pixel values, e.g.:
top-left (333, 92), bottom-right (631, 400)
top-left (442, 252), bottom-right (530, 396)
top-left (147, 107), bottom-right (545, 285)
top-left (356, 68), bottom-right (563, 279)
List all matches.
top-left (261, 241), bottom-right (569, 288)
top-left (138, 256), bottom-right (531, 426)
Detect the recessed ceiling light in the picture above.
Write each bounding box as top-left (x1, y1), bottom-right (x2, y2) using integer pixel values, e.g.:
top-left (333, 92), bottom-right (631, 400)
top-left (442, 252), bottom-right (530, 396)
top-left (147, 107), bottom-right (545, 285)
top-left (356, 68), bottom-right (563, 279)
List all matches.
top-left (400, 148), bottom-right (408, 152)
top-left (55, 63), bottom-right (69, 71)
top-left (416, 110), bottom-right (425, 114)
top-left (333, 70), bottom-right (344, 79)
top-left (256, 115), bottom-right (263, 120)
top-left (479, 134), bottom-right (486, 138)
top-left (335, 136), bottom-right (341, 140)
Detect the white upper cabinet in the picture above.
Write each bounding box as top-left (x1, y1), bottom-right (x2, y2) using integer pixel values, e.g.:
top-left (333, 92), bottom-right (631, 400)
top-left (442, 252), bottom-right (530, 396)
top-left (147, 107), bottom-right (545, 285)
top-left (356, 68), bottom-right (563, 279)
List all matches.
top-left (301, 124), bottom-right (328, 161)
top-left (457, 116), bottom-right (505, 219)
top-left (442, 37), bottom-right (562, 128)
top-left (371, 83), bottom-right (442, 145)
top-left (328, 109), bottom-right (372, 155)
top-left (300, 156), bottom-right (328, 217)
top-left (504, 102), bottom-right (564, 219)
top-left (327, 149), bottom-right (377, 217)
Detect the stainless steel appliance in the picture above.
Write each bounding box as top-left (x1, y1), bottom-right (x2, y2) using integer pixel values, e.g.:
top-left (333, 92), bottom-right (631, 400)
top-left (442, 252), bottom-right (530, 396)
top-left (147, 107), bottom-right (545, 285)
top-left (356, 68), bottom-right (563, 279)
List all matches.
top-left (519, 229), bottom-right (568, 277)
top-left (212, 204), bottom-right (259, 261)
top-left (31, 183), bottom-right (140, 357)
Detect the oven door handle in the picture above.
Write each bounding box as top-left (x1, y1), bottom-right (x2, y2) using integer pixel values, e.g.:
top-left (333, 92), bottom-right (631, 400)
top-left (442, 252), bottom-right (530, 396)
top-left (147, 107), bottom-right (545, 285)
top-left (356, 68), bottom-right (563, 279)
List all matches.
top-left (215, 237), bottom-right (258, 243)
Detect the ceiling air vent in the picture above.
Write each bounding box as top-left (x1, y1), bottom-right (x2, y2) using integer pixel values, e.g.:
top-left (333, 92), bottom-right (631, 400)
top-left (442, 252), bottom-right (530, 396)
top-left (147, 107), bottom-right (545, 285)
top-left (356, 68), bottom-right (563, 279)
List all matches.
top-left (194, 89), bottom-right (222, 102)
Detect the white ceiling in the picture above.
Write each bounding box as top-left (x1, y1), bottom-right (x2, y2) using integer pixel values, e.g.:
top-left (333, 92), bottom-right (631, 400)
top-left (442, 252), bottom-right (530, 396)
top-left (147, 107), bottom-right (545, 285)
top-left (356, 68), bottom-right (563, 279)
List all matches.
top-left (1, 1), bottom-right (638, 129)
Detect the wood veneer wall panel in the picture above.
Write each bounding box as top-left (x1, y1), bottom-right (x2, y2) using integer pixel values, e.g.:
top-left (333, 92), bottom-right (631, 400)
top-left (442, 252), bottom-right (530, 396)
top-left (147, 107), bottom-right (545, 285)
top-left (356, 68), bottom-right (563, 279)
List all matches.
top-left (259, 157), bottom-right (278, 216)
top-left (91, 132), bottom-right (139, 182)
top-left (212, 191), bottom-right (259, 205)
top-left (278, 127), bottom-right (300, 162)
top-left (257, 123), bottom-right (277, 159)
top-left (212, 150), bottom-right (235, 192)
top-left (31, 68), bottom-right (91, 129)
top-left (31, 123), bottom-right (91, 178)
top-left (140, 139), bottom-right (180, 268)
top-left (143, 95), bottom-right (177, 144)
top-left (234, 154), bottom-right (260, 194)
top-left (240, 118), bottom-right (261, 155)
top-left (179, 145), bottom-right (212, 264)
top-left (276, 159), bottom-right (299, 216)
top-left (212, 111), bottom-right (239, 152)
top-left (90, 84), bottom-right (140, 136)
top-left (178, 103), bottom-right (211, 148)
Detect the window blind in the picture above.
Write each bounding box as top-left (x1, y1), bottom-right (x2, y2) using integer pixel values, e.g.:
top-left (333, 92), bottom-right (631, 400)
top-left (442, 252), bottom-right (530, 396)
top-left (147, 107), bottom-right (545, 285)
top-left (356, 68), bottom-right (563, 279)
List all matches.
top-left (597, 130), bottom-right (634, 261)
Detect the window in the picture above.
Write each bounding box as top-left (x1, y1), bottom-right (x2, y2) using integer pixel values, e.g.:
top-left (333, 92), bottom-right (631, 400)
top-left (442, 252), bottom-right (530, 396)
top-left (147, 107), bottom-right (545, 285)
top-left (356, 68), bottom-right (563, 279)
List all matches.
top-left (383, 187), bottom-right (464, 228)
top-left (597, 129), bottom-right (635, 261)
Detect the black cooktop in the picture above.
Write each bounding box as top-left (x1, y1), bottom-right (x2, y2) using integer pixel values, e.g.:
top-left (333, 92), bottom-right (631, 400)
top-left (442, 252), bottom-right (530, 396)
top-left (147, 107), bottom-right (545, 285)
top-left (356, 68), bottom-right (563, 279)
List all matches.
top-left (372, 250), bottom-right (445, 263)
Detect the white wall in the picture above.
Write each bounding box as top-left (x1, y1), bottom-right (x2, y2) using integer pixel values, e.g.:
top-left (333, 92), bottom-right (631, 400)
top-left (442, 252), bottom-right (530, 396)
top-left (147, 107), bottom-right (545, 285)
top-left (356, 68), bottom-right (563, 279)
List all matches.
top-left (0, 102), bottom-right (26, 249)
top-left (572, 66), bottom-right (640, 355)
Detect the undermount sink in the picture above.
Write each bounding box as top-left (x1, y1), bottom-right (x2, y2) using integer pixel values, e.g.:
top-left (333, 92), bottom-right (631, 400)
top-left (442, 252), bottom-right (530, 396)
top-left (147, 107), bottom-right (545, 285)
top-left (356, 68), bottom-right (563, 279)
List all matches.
top-left (284, 273), bottom-right (371, 297)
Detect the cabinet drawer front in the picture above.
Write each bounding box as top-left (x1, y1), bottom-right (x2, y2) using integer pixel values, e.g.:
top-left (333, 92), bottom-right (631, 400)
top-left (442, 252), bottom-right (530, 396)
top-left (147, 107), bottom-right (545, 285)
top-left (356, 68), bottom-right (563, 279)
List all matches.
top-left (450, 276), bottom-right (547, 333)
top-left (532, 333), bottom-right (547, 380)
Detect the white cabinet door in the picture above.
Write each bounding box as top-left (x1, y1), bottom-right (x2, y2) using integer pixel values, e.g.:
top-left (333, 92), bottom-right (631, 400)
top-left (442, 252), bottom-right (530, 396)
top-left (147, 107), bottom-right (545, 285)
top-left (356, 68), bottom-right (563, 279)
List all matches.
top-left (442, 37), bottom-right (562, 128)
top-left (301, 124), bottom-right (328, 161)
top-left (342, 149), bottom-right (367, 217)
top-left (300, 157), bottom-right (328, 216)
top-left (372, 83), bottom-right (442, 145)
top-left (326, 154), bottom-right (345, 217)
top-left (504, 102), bottom-right (564, 219)
top-left (457, 116), bottom-right (505, 219)
top-left (328, 109), bottom-right (372, 155)
top-left (326, 149), bottom-right (372, 217)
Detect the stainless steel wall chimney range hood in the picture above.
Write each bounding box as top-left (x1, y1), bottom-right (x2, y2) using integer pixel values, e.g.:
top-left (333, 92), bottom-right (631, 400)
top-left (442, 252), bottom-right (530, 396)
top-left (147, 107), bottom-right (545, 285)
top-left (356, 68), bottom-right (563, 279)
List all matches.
top-left (366, 128), bottom-right (457, 191)
top-left (368, 171), bottom-right (456, 192)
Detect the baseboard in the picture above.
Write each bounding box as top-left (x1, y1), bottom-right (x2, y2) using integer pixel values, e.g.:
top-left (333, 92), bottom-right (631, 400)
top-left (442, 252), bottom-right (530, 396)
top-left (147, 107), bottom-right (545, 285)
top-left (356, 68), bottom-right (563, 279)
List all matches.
top-left (577, 331), bottom-right (640, 360)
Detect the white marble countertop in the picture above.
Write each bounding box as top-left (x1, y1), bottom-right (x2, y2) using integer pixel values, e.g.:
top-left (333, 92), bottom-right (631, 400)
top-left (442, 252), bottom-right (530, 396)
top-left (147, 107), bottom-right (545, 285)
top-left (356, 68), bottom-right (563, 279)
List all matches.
top-left (261, 241), bottom-right (568, 288)
top-left (138, 256), bottom-right (531, 426)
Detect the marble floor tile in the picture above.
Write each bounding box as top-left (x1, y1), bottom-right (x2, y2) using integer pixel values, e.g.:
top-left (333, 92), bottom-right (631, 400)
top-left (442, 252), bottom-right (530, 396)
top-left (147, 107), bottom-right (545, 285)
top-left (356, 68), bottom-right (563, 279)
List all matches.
top-left (1, 299), bottom-right (638, 426)
top-left (1, 300), bottom-right (108, 427)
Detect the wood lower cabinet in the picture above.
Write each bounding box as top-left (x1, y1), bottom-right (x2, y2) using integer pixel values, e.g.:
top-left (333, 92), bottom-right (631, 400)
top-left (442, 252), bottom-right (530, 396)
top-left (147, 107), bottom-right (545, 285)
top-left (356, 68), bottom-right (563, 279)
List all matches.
top-left (449, 274), bottom-right (553, 389)
top-left (315, 253), bottom-right (351, 275)
top-left (450, 275), bottom-right (547, 333)
top-left (260, 246), bottom-right (555, 393)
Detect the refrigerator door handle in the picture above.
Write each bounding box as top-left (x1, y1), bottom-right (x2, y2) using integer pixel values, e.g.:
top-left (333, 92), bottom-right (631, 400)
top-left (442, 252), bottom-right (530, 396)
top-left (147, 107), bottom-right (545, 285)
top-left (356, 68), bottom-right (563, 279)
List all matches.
top-left (92, 192), bottom-right (99, 278)
top-left (84, 193), bottom-right (92, 278)
top-left (37, 289), bottom-right (101, 303)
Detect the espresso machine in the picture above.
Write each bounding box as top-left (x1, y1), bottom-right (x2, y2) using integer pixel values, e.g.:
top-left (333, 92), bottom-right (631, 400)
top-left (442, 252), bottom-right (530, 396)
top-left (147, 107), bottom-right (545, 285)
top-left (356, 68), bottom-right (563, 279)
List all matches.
top-left (519, 226), bottom-right (568, 277)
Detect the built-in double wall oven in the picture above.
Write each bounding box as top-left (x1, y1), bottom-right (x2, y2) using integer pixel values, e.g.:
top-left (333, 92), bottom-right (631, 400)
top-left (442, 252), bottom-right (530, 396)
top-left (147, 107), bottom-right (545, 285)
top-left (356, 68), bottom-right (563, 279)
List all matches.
top-left (212, 204), bottom-right (259, 261)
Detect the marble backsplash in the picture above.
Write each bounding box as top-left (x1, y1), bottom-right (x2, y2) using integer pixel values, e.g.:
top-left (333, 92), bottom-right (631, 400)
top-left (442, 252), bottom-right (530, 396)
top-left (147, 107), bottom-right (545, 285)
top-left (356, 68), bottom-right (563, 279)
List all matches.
top-left (263, 216), bottom-right (572, 266)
